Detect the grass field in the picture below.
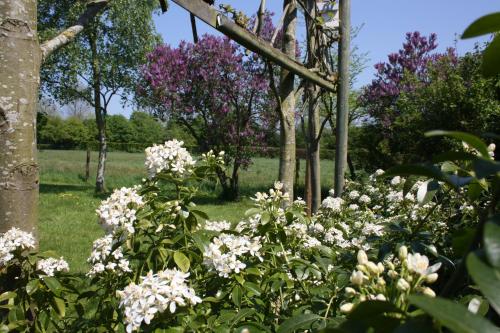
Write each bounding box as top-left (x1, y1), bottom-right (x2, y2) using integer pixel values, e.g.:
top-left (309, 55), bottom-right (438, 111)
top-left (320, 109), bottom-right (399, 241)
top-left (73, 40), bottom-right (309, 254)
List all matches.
top-left (38, 149), bottom-right (337, 272)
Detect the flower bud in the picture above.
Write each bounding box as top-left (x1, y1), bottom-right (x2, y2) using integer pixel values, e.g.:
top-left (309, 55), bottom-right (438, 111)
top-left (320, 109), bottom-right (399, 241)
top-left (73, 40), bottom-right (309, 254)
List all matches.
top-left (377, 262), bottom-right (385, 274)
top-left (388, 270), bottom-right (398, 279)
top-left (340, 303), bottom-right (354, 313)
top-left (422, 287), bottom-right (436, 297)
top-left (397, 278), bottom-right (410, 291)
top-left (398, 246), bottom-right (408, 260)
top-left (425, 273), bottom-right (438, 284)
top-left (350, 270), bottom-right (366, 286)
top-left (377, 277), bottom-right (386, 286)
top-left (357, 250), bottom-right (368, 265)
top-left (345, 287), bottom-right (357, 296)
top-left (387, 262), bottom-right (395, 270)
top-left (375, 294), bottom-right (386, 301)
top-left (356, 265), bottom-right (368, 274)
top-left (366, 261), bottom-right (380, 275)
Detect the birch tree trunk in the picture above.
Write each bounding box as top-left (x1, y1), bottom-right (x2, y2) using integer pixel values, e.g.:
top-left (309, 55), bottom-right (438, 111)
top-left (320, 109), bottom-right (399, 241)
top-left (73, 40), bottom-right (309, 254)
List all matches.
top-left (305, 0), bottom-right (321, 213)
top-left (0, 0), bottom-right (40, 234)
top-left (278, 0), bottom-right (297, 200)
top-left (89, 29), bottom-right (107, 194)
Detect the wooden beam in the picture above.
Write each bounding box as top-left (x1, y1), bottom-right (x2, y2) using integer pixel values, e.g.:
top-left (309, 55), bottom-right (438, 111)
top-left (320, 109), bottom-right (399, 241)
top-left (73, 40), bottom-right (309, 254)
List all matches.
top-left (169, 0), bottom-right (337, 92)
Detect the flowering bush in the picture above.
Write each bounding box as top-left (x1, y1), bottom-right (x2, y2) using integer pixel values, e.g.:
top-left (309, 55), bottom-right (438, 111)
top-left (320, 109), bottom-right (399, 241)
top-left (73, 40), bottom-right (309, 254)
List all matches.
top-left (1, 134), bottom-right (499, 332)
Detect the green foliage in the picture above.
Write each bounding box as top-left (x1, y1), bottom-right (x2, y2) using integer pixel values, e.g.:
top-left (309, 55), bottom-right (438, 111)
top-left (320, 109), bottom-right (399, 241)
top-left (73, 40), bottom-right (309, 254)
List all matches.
top-left (462, 12), bottom-right (500, 76)
top-left (356, 45), bottom-right (499, 169)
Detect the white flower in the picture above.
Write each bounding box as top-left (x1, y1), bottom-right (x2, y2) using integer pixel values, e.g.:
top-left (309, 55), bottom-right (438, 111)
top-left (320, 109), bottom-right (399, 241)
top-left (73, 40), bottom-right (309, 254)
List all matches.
top-left (321, 197), bottom-right (344, 212)
top-left (487, 143), bottom-right (496, 158)
top-left (145, 140), bottom-right (196, 179)
top-left (349, 190), bottom-right (360, 200)
top-left (96, 186), bottom-right (144, 235)
top-left (37, 257), bottom-right (69, 276)
top-left (390, 176), bottom-right (402, 186)
top-left (118, 269), bottom-right (201, 332)
top-left (406, 253), bottom-right (429, 275)
top-left (203, 234), bottom-right (262, 277)
top-left (359, 195), bottom-right (371, 204)
top-left (203, 220), bottom-right (231, 232)
top-left (0, 228), bottom-right (36, 266)
top-left (348, 204), bottom-right (359, 211)
top-left (468, 298), bottom-right (481, 314)
top-left (87, 235), bottom-right (131, 277)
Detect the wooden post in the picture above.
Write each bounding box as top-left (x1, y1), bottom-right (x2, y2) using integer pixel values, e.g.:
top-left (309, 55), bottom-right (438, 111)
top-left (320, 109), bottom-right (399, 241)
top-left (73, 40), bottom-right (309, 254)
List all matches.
top-left (190, 14), bottom-right (199, 43)
top-left (334, 0), bottom-right (351, 197)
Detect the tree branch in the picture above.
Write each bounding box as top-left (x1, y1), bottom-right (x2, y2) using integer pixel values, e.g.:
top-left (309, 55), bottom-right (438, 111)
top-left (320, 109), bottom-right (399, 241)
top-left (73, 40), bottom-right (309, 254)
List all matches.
top-left (40, 0), bottom-right (109, 62)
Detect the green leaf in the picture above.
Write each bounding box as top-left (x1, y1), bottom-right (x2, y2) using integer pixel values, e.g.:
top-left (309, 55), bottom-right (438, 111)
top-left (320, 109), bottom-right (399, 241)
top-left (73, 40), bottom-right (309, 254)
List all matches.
top-left (242, 282), bottom-right (261, 296)
top-left (230, 308), bottom-right (255, 326)
top-left (245, 208), bottom-right (261, 217)
top-left (43, 276), bottom-right (63, 296)
top-left (481, 34), bottom-right (500, 76)
top-left (347, 300), bottom-right (403, 320)
top-left (26, 279), bottom-right (39, 295)
top-left (466, 253), bottom-right (500, 314)
top-left (425, 131), bottom-right (490, 158)
top-left (463, 13), bottom-right (500, 38)
top-left (473, 158), bottom-right (500, 179)
top-left (484, 219), bottom-right (500, 268)
top-left (51, 297), bottom-right (66, 317)
top-left (191, 209), bottom-right (209, 220)
top-left (277, 314), bottom-right (322, 333)
top-left (0, 292), bottom-right (16, 303)
top-left (417, 180), bottom-right (439, 205)
top-left (231, 286), bottom-right (242, 308)
top-left (409, 295), bottom-right (499, 333)
top-left (173, 251), bottom-right (190, 272)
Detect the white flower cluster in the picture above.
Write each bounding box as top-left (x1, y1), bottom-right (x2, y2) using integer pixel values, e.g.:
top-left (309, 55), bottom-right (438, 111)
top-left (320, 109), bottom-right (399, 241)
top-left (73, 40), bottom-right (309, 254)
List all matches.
top-left (201, 150), bottom-right (225, 165)
top-left (235, 214), bottom-right (262, 233)
top-left (203, 233), bottom-right (263, 277)
top-left (320, 196), bottom-right (344, 212)
top-left (37, 257), bottom-right (69, 276)
top-left (203, 220), bottom-right (231, 232)
top-left (0, 227), bottom-right (36, 266)
top-left (117, 269), bottom-right (201, 333)
top-left (87, 235), bottom-right (131, 277)
top-left (341, 248), bottom-right (440, 313)
top-left (145, 139), bottom-right (196, 179)
top-left (252, 181), bottom-right (290, 208)
top-left (96, 186), bottom-right (145, 235)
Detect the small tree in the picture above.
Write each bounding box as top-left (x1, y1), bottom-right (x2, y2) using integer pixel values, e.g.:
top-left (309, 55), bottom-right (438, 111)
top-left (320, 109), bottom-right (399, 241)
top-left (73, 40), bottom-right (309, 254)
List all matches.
top-left (39, 0), bottom-right (161, 193)
top-left (139, 35), bottom-right (276, 199)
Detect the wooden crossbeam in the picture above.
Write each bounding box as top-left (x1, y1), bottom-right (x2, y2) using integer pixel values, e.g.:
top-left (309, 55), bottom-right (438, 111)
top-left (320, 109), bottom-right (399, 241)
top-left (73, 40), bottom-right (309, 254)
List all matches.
top-left (166, 0), bottom-right (337, 92)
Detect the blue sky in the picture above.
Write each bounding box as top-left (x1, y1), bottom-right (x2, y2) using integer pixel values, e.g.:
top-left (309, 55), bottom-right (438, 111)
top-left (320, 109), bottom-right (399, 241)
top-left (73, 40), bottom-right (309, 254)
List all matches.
top-left (110, 0), bottom-right (499, 115)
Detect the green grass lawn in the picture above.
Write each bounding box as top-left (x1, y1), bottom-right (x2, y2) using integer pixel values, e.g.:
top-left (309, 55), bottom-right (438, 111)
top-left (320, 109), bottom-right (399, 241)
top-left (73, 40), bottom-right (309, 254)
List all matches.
top-left (38, 149), bottom-right (336, 273)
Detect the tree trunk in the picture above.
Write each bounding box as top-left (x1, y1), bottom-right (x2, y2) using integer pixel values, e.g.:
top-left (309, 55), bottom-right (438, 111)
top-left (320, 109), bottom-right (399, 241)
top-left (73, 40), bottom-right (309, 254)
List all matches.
top-left (305, 0), bottom-right (321, 213)
top-left (0, 0), bottom-right (40, 234)
top-left (89, 29), bottom-right (107, 194)
top-left (334, 0), bottom-right (351, 197)
top-left (278, 0), bottom-right (297, 201)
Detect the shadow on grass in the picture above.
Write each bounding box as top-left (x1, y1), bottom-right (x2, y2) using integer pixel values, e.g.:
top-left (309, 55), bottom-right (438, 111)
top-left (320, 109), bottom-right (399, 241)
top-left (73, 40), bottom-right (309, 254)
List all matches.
top-left (40, 183), bottom-right (112, 200)
top-left (40, 183), bottom-right (92, 194)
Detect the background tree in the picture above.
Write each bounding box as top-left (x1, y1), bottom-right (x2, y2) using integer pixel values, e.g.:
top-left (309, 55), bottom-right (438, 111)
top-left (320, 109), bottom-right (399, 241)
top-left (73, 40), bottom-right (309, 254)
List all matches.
top-left (0, 0), bottom-right (110, 233)
top-left (358, 32), bottom-right (500, 167)
top-left (39, 0), bottom-right (161, 193)
top-left (139, 35), bottom-right (276, 199)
